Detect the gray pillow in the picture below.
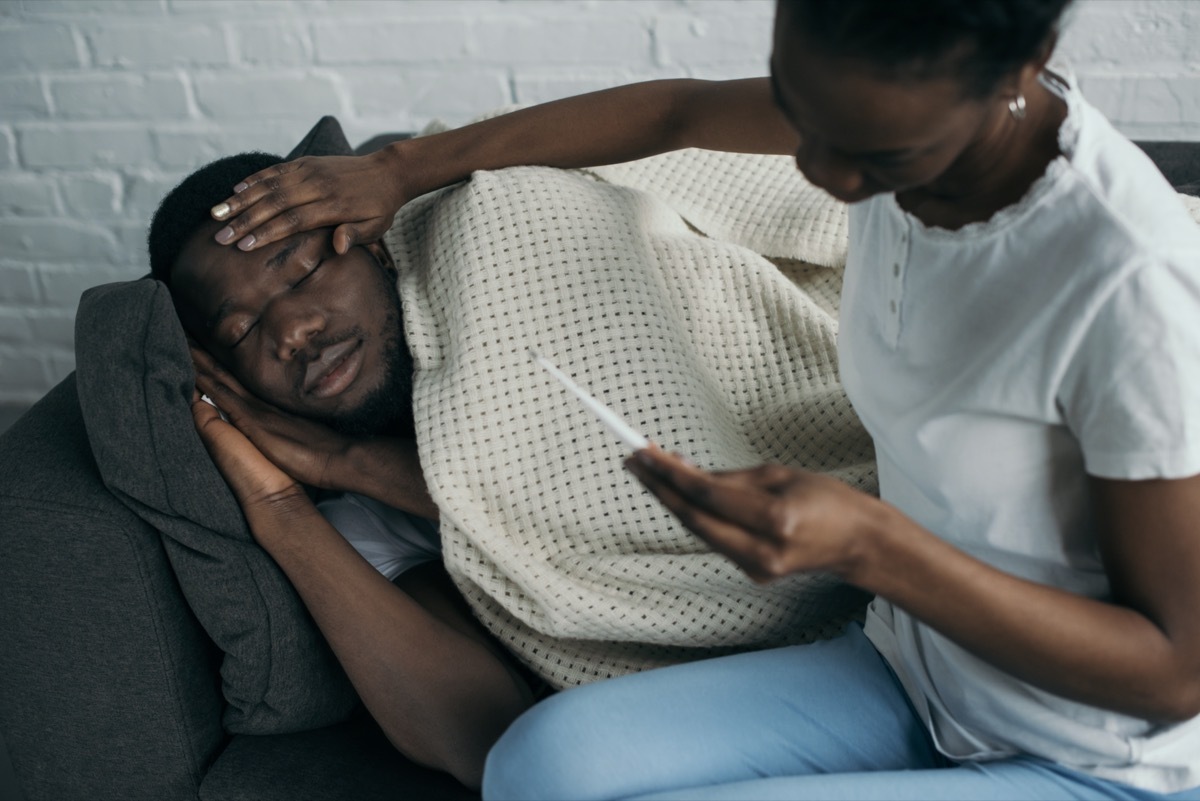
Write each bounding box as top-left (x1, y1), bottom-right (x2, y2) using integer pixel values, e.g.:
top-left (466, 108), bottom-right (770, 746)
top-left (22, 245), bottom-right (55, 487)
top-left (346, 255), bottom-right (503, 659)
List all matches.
top-left (75, 116), bottom-right (360, 735)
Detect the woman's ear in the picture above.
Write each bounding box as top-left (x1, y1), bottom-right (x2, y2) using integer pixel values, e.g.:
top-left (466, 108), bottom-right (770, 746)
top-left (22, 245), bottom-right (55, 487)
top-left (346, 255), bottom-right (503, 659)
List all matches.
top-left (364, 241), bottom-right (397, 277)
top-left (998, 31), bottom-right (1059, 107)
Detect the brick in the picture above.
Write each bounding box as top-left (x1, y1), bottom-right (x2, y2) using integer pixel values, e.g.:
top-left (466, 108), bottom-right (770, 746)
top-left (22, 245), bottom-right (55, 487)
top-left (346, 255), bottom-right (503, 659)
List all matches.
top-left (475, 18), bottom-right (651, 66)
top-left (0, 127), bottom-right (13, 169)
top-left (46, 350), bottom-right (76, 384)
top-left (0, 24), bottom-right (81, 70)
top-left (168, 0), bottom-right (306, 14)
top-left (192, 72), bottom-right (343, 120)
top-left (231, 20), bottom-right (313, 67)
top-left (673, 0), bottom-right (774, 12)
top-left (59, 173), bottom-right (121, 218)
top-left (152, 124), bottom-right (303, 169)
top-left (124, 172), bottom-right (183, 221)
top-left (1057, 3), bottom-right (1193, 69)
top-left (17, 124), bottom-right (154, 168)
top-left (111, 222), bottom-right (151, 268)
top-left (0, 219), bottom-right (118, 264)
top-left (0, 263), bottom-right (39, 304)
top-left (332, 0), bottom-right (500, 13)
top-left (314, 19), bottom-right (471, 64)
top-left (654, 13), bottom-right (774, 67)
top-left (0, 76), bottom-right (50, 120)
top-left (688, 62), bottom-right (770, 81)
top-left (342, 68), bottom-right (510, 121)
top-left (85, 22), bottom-right (228, 68)
top-left (152, 127), bottom-right (238, 169)
top-left (1079, 75), bottom-right (1200, 128)
top-left (38, 263), bottom-right (141, 308)
top-left (50, 74), bottom-right (189, 120)
top-left (0, 350), bottom-right (49, 394)
top-left (512, 71), bottom-right (634, 106)
top-left (0, 175), bottom-right (59, 216)
top-left (18, 0), bottom-right (167, 14)
top-left (0, 309), bottom-right (34, 346)
top-left (27, 309), bottom-right (76, 349)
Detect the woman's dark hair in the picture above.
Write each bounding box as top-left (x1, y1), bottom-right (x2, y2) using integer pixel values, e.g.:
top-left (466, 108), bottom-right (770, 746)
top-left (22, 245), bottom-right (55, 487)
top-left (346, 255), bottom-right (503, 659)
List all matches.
top-left (778, 0), bottom-right (1075, 97)
top-left (147, 151), bottom-right (283, 285)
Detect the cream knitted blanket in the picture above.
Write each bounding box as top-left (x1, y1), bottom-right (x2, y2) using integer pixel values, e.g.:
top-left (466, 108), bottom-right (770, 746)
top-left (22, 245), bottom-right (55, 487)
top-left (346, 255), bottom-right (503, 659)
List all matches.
top-left (384, 150), bottom-right (877, 689)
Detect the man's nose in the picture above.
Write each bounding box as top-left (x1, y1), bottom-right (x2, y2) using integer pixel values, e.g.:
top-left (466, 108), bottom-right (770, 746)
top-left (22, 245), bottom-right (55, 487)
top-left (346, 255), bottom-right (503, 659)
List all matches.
top-left (795, 141), bottom-right (865, 199)
top-left (270, 303), bottom-right (325, 361)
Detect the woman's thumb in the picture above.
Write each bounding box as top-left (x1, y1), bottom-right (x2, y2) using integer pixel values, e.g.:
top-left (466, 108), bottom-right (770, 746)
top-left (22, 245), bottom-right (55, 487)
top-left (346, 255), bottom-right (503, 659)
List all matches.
top-left (333, 223), bottom-right (358, 255)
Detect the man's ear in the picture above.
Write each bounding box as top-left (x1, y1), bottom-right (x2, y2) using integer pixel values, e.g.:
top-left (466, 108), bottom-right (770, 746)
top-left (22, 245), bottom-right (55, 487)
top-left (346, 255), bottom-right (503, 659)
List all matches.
top-left (364, 241), bottom-right (397, 277)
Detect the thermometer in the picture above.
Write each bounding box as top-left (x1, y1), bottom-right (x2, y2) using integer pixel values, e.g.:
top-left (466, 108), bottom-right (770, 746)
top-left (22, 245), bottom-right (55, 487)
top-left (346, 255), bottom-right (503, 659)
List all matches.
top-left (529, 350), bottom-right (651, 451)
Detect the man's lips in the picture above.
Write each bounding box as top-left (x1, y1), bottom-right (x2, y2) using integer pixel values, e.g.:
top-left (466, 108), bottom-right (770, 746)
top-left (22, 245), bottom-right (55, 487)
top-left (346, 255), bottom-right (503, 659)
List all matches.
top-left (304, 338), bottom-right (364, 399)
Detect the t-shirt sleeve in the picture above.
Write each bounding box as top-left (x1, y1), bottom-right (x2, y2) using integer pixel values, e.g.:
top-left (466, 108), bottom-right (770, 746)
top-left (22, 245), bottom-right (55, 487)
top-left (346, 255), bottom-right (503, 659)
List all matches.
top-left (1058, 256), bottom-right (1200, 480)
top-left (316, 494), bottom-right (441, 581)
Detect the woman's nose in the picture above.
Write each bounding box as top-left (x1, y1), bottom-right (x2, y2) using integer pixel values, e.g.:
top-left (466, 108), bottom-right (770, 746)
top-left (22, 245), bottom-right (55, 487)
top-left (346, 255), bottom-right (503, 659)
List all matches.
top-left (795, 141), bottom-right (865, 199)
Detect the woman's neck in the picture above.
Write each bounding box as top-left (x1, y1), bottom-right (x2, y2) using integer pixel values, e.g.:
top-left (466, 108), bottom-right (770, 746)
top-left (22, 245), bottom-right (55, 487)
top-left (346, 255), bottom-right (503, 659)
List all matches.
top-left (896, 79), bottom-right (1068, 230)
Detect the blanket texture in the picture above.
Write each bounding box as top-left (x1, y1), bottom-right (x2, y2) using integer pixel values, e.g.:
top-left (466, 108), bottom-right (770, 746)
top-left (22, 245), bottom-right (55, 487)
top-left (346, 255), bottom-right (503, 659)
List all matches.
top-left (385, 149), bottom-right (875, 688)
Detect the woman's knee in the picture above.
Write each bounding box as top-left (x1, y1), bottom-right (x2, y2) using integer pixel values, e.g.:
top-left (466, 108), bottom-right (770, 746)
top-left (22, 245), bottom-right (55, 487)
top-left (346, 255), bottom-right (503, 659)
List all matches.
top-left (482, 682), bottom-right (642, 801)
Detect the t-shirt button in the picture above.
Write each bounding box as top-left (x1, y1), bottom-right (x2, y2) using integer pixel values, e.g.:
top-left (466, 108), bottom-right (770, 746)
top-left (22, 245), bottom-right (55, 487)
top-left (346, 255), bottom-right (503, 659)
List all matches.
top-left (893, 263), bottom-right (900, 277)
top-left (889, 300), bottom-right (897, 314)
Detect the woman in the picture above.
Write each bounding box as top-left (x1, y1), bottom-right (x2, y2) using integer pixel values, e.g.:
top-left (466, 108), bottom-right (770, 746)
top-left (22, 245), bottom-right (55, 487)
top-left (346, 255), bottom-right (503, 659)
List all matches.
top-left (202, 0), bottom-right (1200, 797)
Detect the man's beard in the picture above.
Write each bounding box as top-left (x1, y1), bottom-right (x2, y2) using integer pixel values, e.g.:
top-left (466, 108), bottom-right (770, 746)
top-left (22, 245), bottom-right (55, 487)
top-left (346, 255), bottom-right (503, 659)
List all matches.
top-left (317, 278), bottom-right (415, 439)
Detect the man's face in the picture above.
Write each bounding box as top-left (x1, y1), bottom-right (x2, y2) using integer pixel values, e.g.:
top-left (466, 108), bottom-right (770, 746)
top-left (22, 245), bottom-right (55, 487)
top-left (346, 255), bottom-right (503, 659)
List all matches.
top-left (172, 222), bottom-right (413, 436)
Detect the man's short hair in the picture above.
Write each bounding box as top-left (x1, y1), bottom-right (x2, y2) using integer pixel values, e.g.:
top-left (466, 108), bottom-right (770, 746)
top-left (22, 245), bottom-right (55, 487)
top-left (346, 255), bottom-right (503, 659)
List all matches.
top-left (148, 152), bottom-right (283, 286)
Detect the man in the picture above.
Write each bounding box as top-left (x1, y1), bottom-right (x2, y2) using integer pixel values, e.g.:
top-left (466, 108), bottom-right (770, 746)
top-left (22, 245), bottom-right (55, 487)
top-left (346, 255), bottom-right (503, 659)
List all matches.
top-left (149, 151), bottom-right (535, 790)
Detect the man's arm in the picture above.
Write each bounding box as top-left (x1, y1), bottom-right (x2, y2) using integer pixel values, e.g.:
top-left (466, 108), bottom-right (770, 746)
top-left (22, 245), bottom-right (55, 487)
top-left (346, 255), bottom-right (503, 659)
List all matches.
top-left (210, 78), bottom-right (799, 254)
top-left (191, 392), bottom-right (531, 789)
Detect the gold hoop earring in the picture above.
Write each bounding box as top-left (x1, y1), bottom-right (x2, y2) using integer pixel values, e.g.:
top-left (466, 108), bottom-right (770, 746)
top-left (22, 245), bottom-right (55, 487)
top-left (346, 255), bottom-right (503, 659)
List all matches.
top-left (1008, 93), bottom-right (1027, 120)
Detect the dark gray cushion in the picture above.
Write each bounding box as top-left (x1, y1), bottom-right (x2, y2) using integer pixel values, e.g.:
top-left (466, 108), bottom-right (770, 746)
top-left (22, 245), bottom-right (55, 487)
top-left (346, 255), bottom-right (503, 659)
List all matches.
top-left (75, 279), bottom-right (357, 735)
top-left (73, 116), bottom-right (361, 735)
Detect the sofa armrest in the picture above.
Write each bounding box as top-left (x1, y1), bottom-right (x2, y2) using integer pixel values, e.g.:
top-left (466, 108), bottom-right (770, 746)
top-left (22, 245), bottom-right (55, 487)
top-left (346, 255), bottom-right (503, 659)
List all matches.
top-left (0, 377), bottom-right (226, 801)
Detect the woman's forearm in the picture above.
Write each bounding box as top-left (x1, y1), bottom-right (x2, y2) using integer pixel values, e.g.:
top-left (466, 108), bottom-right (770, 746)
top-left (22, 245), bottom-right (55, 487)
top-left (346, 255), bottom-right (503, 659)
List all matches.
top-left (388, 78), bottom-right (797, 201)
top-left (851, 498), bottom-right (1200, 723)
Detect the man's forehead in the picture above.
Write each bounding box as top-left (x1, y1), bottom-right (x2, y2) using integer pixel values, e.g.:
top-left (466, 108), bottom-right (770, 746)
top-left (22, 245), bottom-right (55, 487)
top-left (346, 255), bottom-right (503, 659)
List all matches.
top-left (175, 224), bottom-right (318, 292)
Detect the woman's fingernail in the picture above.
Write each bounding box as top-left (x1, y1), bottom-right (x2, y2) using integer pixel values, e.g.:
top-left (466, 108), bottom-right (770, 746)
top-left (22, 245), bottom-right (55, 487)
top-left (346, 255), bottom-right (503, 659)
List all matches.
top-left (211, 202), bottom-right (231, 220)
top-left (237, 235), bottom-right (256, 250)
top-left (233, 182), bottom-right (249, 193)
top-left (637, 450), bottom-right (655, 466)
top-left (215, 226), bottom-right (235, 244)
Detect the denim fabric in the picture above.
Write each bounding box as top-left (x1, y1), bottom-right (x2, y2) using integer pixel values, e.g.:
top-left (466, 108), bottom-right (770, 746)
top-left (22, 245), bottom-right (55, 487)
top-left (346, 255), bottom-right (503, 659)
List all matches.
top-left (483, 625), bottom-right (1200, 801)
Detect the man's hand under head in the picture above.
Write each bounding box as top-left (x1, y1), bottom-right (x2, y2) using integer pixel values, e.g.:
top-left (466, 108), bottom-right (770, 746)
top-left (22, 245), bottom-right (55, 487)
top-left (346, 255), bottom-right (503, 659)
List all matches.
top-left (191, 385), bottom-right (306, 516)
top-left (192, 342), bottom-right (438, 520)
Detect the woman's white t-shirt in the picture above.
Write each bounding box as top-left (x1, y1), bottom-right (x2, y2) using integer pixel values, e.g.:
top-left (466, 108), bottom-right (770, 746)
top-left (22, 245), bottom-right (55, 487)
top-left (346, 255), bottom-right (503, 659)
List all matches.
top-left (845, 72), bottom-right (1200, 792)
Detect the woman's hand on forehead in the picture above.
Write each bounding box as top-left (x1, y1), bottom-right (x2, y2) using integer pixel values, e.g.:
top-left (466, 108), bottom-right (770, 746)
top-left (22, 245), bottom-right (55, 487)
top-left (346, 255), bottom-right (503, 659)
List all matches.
top-left (211, 150), bottom-right (406, 255)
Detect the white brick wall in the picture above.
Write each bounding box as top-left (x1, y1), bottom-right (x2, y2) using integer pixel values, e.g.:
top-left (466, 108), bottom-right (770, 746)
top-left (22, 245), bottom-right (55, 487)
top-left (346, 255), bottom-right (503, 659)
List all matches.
top-left (0, 0), bottom-right (1196, 404)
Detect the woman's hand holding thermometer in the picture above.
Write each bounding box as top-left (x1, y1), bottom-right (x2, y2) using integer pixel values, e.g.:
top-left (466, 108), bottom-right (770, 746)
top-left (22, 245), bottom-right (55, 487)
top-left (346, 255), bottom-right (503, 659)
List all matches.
top-left (528, 349), bottom-right (867, 586)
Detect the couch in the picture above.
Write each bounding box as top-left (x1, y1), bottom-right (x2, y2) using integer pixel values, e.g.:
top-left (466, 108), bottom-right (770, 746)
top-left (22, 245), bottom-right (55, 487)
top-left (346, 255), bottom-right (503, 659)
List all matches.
top-left (1, 127), bottom-right (1197, 801)
top-left (0, 119), bottom-right (474, 801)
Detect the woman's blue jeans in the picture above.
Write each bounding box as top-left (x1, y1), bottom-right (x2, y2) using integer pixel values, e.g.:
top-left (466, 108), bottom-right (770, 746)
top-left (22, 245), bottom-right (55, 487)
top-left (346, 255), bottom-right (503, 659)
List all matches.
top-left (483, 624), bottom-right (1200, 801)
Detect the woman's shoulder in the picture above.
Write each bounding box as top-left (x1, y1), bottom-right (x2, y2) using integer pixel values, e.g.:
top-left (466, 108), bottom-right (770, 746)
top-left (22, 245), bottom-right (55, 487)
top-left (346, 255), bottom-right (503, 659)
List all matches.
top-left (1057, 79), bottom-right (1200, 258)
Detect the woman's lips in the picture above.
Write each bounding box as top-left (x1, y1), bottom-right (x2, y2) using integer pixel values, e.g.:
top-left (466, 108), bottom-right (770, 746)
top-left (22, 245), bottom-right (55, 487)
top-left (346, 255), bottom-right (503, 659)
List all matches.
top-left (305, 338), bottom-right (364, 399)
